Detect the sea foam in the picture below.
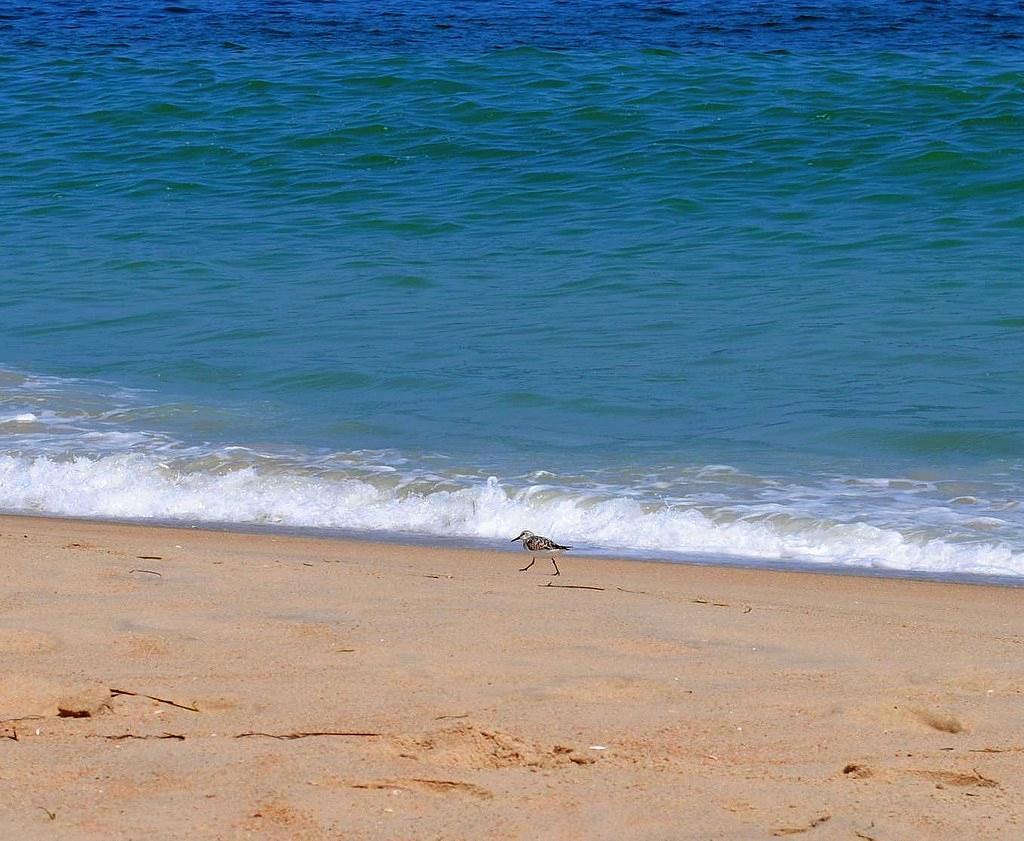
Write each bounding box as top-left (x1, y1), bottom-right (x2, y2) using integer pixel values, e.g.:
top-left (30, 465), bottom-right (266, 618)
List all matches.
top-left (0, 452), bottom-right (1020, 579)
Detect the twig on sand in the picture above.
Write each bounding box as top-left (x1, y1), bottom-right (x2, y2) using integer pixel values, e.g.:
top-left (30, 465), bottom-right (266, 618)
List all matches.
top-left (136, 555), bottom-right (163, 560)
top-left (616, 586), bottom-right (648, 595)
top-left (972, 768), bottom-right (1000, 786)
top-left (103, 733), bottom-right (186, 741)
top-left (538, 582), bottom-right (606, 591)
top-left (235, 731), bottom-right (380, 740)
top-left (39, 807), bottom-right (56, 821)
top-left (690, 596), bottom-right (754, 612)
top-left (110, 688), bottom-right (199, 712)
top-left (434, 713), bottom-right (470, 721)
top-left (3, 727), bottom-right (18, 742)
top-left (691, 597), bottom-right (731, 607)
top-left (128, 569), bottom-right (162, 577)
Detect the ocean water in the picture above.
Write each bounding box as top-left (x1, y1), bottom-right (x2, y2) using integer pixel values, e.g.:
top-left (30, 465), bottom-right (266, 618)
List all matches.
top-left (2, 1), bottom-right (1023, 578)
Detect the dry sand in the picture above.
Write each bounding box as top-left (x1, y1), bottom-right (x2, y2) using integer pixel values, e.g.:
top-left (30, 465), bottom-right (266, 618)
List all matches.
top-left (0, 514), bottom-right (1021, 840)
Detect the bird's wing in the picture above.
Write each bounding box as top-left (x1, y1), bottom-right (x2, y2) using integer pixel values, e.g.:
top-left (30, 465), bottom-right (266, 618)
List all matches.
top-left (527, 537), bottom-right (571, 551)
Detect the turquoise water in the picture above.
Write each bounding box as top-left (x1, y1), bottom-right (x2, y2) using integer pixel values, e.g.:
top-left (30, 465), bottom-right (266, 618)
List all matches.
top-left (2, 2), bottom-right (1023, 576)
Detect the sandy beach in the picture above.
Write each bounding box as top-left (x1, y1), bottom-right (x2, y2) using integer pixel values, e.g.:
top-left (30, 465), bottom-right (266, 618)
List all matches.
top-left (0, 514), bottom-right (1021, 840)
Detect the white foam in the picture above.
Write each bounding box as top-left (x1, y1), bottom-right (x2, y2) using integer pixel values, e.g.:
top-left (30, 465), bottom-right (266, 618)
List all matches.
top-left (0, 453), bottom-right (1020, 578)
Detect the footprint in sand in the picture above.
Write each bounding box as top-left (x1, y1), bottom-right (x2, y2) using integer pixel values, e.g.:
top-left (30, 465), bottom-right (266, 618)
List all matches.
top-left (843, 763), bottom-right (999, 789)
top-left (396, 723), bottom-right (600, 771)
top-left (901, 705), bottom-right (964, 734)
top-left (0, 675), bottom-right (110, 720)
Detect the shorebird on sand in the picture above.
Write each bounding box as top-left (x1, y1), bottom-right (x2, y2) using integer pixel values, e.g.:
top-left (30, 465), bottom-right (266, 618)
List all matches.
top-left (511, 530), bottom-right (571, 576)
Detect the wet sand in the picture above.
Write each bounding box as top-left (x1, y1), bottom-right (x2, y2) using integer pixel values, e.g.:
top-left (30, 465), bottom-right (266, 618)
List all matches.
top-left (0, 514), bottom-right (1021, 839)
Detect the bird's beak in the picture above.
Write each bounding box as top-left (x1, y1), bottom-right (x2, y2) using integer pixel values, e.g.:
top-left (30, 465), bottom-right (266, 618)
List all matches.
top-left (510, 536), bottom-right (519, 542)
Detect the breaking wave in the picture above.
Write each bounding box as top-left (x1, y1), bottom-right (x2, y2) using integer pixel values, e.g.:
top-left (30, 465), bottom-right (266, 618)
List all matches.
top-left (0, 451), bottom-right (1020, 578)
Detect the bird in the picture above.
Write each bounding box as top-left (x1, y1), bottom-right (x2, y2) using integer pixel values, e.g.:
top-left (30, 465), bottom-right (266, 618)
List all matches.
top-left (510, 530), bottom-right (571, 576)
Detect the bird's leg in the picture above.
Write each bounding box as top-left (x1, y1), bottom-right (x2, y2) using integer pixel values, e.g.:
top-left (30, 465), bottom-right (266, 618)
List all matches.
top-left (519, 557), bottom-right (535, 572)
top-left (550, 556), bottom-right (560, 576)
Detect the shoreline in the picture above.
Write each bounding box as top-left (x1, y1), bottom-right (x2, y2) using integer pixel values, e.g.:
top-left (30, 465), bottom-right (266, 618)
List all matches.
top-left (2, 511), bottom-right (1023, 837)
top-left (2, 508), bottom-right (1022, 590)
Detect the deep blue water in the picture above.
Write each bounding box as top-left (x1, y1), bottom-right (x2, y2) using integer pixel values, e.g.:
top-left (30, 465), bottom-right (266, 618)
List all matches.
top-left (2, 1), bottom-right (1023, 576)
